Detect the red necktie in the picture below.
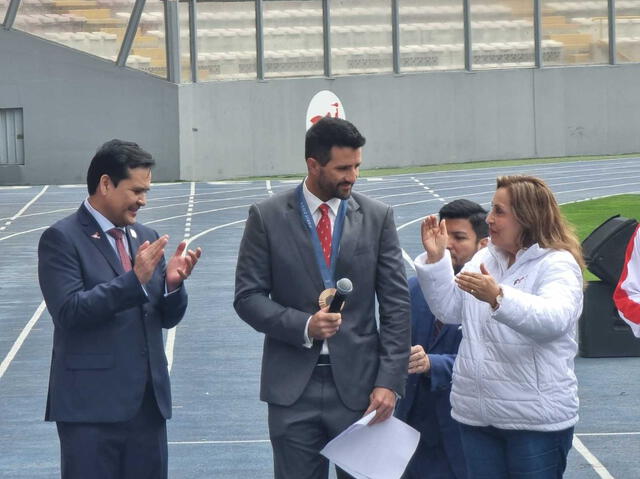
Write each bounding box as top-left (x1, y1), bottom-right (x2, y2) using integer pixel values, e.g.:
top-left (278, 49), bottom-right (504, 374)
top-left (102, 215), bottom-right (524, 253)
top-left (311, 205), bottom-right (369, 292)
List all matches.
top-left (107, 228), bottom-right (132, 272)
top-left (316, 204), bottom-right (332, 267)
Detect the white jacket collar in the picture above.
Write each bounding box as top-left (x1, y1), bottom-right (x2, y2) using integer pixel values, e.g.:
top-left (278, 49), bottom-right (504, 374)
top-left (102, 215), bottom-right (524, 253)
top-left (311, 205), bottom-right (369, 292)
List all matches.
top-left (488, 241), bottom-right (548, 270)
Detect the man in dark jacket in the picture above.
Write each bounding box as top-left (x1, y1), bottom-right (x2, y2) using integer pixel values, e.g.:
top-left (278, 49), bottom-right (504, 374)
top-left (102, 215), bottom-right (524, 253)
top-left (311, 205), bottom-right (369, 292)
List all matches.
top-left (396, 199), bottom-right (488, 479)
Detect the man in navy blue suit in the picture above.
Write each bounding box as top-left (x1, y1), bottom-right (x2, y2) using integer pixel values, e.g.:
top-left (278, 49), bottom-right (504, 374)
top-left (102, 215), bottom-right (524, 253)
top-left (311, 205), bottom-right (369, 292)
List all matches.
top-left (396, 199), bottom-right (488, 479)
top-left (38, 140), bottom-right (201, 479)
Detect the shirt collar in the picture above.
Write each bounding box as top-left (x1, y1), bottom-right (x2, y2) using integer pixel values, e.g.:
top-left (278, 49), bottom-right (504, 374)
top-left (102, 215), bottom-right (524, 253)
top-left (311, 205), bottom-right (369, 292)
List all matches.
top-left (302, 178), bottom-right (341, 216)
top-left (84, 198), bottom-right (121, 234)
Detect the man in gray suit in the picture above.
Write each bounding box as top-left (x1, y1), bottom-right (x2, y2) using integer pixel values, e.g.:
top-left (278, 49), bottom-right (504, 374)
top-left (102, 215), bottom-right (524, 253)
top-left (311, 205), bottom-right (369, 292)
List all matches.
top-left (234, 117), bottom-right (411, 478)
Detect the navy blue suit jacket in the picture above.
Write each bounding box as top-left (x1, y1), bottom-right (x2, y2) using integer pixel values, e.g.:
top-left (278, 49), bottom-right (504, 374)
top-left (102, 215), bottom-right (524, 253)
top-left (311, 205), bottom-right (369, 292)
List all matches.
top-left (396, 277), bottom-right (466, 478)
top-left (38, 204), bottom-right (188, 423)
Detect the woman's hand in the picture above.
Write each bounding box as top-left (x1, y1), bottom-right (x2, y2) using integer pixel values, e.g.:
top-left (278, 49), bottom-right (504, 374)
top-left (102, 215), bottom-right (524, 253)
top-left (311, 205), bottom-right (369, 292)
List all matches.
top-left (455, 263), bottom-right (501, 308)
top-left (421, 215), bottom-right (448, 264)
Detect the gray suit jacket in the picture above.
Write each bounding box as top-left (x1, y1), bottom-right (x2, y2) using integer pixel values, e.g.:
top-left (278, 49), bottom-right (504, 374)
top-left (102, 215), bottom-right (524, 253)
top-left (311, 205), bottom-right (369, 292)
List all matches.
top-left (234, 186), bottom-right (410, 410)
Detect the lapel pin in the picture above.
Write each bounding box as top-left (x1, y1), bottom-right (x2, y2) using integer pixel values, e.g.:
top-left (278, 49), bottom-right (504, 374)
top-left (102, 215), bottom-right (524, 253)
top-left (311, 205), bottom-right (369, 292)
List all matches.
top-left (90, 232), bottom-right (101, 239)
top-left (130, 229), bottom-right (138, 239)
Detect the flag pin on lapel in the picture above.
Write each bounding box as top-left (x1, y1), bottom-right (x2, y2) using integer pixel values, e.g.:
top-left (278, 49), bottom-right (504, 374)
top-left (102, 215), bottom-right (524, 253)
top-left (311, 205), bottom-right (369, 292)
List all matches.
top-left (90, 232), bottom-right (101, 239)
top-left (130, 229), bottom-right (138, 239)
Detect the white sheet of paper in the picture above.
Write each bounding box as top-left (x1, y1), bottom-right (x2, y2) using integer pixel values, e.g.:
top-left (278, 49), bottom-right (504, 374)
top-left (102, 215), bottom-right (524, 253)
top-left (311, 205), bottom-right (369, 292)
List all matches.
top-left (320, 411), bottom-right (420, 479)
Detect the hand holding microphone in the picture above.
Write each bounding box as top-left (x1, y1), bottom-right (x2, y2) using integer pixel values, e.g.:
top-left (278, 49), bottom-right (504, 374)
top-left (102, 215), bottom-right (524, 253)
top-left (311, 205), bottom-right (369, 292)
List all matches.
top-left (309, 278), bottom-right (353, 340)
top-left (328, 278), bottom-right (353, 313)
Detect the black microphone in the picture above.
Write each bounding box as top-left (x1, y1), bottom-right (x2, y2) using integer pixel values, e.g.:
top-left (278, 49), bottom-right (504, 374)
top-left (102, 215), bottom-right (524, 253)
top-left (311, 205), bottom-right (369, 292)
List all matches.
top-left (328, 278), bottom-right (353, 313)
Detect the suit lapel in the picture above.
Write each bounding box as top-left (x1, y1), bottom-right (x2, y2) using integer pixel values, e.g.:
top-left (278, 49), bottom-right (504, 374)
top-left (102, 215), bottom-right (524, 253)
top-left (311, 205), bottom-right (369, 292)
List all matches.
top-left (77, 204), bottom-right (124, 276)
top-left (284, 191), bottom-right (325, 292)
top-left (335, 196), bottom-right (361, 280)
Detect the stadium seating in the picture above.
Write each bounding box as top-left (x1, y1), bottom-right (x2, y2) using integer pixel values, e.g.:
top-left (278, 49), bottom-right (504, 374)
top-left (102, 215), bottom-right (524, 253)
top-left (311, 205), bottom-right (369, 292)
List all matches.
top-left (9, 0), bottom-right (637, 80)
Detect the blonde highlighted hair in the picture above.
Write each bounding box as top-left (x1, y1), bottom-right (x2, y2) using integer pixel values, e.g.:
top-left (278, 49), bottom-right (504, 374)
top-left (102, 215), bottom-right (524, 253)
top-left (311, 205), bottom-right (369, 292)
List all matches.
top-left (496, 175), bottom-right (585, 270)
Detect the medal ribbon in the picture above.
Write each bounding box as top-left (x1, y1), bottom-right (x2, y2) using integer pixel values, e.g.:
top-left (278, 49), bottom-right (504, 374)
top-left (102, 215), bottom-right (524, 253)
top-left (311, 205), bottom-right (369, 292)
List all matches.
top-left (297, 183), bottom-right (347, 290)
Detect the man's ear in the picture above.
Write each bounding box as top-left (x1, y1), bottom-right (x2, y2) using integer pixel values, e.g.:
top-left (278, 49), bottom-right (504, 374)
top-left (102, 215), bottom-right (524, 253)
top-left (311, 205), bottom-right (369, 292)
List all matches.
top-left (306, 157), bottom-right (320, 176)
top-left (478, 237), bottom-right (489, 249)
top-left (98, 174), bottom-right (112, 196)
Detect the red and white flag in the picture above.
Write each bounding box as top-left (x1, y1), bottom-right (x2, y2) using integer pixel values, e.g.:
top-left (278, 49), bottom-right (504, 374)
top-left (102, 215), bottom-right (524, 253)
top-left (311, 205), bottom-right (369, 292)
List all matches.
top-left (614, 225), bottom-right (640, 337)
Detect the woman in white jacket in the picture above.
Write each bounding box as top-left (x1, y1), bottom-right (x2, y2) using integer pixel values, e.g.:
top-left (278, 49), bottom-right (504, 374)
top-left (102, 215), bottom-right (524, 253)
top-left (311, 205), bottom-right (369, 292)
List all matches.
top-left (414, 175), bottom-right (584, 479)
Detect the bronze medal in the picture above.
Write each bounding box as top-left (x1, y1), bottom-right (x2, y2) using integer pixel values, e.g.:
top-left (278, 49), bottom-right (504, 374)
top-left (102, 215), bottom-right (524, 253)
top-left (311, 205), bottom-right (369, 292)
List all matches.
top-left (318, 288), bottom-right (337, 309)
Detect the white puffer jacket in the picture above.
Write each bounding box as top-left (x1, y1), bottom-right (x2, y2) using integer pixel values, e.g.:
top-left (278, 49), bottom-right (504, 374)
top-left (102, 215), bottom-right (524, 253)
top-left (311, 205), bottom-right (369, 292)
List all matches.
top-left (414, 243), bottom-right (583, 431)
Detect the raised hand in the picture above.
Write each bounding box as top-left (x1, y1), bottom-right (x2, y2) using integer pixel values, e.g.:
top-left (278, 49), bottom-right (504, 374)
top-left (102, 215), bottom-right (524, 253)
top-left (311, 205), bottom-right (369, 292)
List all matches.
top-left (421, 215), bottom-right (448, 263)
top-left (134, 235), bottom-right (169, 285)
top-left (166, 241), bottom-right (203, 292)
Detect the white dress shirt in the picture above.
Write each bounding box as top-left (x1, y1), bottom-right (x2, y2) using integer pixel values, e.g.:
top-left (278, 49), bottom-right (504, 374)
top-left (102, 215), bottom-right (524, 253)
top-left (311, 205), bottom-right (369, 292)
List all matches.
top-left (84, 198), bottom-right (132, 258)
top-left (84, 198), bottom-right (178, 297)
top-left (302, 179), bottom-right (341, 355)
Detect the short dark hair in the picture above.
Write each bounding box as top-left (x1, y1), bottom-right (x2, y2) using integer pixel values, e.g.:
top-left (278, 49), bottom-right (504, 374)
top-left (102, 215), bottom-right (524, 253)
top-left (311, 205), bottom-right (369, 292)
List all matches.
top-left (87, 139), bottom-right (155, 195)
top-left (305, 117), bottom-right (366, 166)
top-left (439, 199), bottom-right (488, 241)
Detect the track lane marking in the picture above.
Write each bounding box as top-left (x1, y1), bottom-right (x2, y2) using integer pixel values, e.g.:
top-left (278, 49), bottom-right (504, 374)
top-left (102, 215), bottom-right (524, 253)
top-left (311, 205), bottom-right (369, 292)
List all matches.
top-left (0, 301), bottom-right (47, 380)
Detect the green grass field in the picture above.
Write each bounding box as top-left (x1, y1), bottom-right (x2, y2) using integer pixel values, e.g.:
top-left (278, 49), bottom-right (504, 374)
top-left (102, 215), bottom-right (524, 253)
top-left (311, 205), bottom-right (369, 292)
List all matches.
top-left (561, 194), bottom-right (639, 281)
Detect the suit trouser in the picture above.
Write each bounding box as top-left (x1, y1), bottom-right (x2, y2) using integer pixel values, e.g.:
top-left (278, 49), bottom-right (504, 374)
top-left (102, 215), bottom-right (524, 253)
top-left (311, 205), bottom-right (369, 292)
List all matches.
top-left (268, 365), bottom-right (366, 479)
top-left (56, 382), bottom-right (167, 479)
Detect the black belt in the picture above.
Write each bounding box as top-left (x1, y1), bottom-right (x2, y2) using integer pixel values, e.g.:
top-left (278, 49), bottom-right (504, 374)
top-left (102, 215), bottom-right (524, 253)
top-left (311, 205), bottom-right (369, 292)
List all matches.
top-left (316, 354), bottom-right (331, 366)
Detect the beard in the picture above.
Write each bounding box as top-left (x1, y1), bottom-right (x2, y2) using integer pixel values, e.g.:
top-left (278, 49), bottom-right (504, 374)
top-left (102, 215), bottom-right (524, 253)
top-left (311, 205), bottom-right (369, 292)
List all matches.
top-left (318, 175), bottom-right (353, 200)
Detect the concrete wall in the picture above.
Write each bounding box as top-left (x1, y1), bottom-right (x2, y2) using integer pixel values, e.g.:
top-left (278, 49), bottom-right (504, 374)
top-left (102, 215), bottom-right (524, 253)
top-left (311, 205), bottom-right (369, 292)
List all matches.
top-left (179, 64), bottom-right (640, 180)
top-left (0, 29), bottom-right (180, 185)
top-left (2, 27), bottom-right (640, 185)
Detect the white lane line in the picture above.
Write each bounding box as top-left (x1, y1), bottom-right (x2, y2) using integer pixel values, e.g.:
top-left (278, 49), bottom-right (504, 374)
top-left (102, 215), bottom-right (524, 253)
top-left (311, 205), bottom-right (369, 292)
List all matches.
top-left (207, 181), bottom-right (251, 185)
top-left (0, 225), bottom-right (48, 242)
top-left (397, 215), bottom-right (431, 271)
top-left (0, 301), bottom-right (47, 380)
top-left (392, 197), bottom-right (446, 208)
top-left (166, 182), bottom-right (196, 375)
top-left (0, 186), bottom-right (30, 190)
top-left (266, 180), bottom-right (273, 196)
top-left (0, 207), bottom-right (75, 222)
top-left (0, 191), bottom-right (262, 223)
top-left (577, 431), bottom-right (640, 436)
top-left (397, 217), bottom-right (426, 231)
top-left (150, 185), bottom-right (267, 203)
top-left (410, 177), bottom-right (446, 204)
top-left (145, 204), bottom-right (251, 226)
top-left (387, 157), bottom-right (639, 180)
top-left (0, 185), bottom-right (49, 232)
top-left (456, 182), bottom-right (640, 205)
top-left (185, 219), bottom-right (247, 248)
top-left (0, 205), bottom-right (251, 243)
top-left (169, 439), bottom-right (270, 445)
top-left (163, 219), bottom-right (246, 375)
top-left (409, 161), bottom-right (638, 185)
top-left (402, 249), bottom-right (415, 271)
top-left (572, 435), bottom-right (614, 479)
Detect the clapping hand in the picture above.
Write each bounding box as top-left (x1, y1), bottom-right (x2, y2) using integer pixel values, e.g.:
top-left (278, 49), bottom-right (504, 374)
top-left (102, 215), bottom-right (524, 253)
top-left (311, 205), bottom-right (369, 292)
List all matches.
top-left (166, 241), bottom-right (203, 292)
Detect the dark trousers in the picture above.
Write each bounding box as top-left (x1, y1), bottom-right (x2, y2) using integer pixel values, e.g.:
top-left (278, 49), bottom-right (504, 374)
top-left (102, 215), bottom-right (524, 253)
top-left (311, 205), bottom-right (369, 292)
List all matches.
top-left (56, 383), bottom-right (167, 479)
top-left (268, 365), bottom-right (366, 479)
top-left (458, 424), bottom-right (574, 479)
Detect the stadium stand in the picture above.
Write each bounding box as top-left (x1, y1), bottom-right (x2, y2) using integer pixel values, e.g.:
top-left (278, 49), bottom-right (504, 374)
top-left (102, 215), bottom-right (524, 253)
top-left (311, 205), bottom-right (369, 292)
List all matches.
top-left (7, 0), bottom-right (640, 80)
